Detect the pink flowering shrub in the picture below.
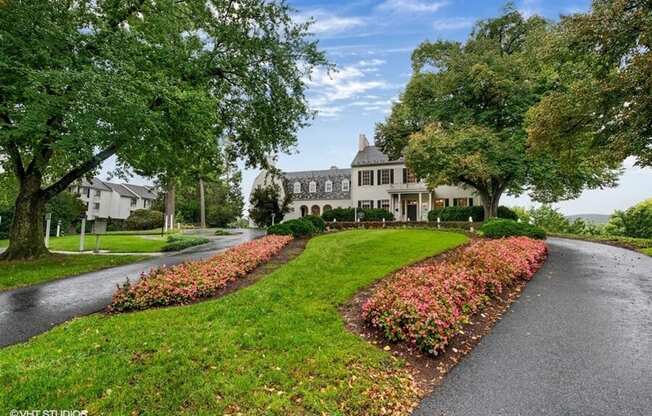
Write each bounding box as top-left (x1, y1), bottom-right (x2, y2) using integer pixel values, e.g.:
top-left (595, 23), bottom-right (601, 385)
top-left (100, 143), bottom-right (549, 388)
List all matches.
top-left (362, 237), bottom-right (547, 354)
top-left (109, 235), bottom-right (293, 312)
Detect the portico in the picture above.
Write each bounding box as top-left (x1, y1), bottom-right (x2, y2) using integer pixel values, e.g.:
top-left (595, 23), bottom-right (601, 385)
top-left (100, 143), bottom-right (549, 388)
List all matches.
top-left (390, 191), bottom-right (434, 221)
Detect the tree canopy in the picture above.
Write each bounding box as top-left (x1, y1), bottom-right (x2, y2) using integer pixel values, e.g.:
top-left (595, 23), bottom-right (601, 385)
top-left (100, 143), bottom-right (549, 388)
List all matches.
top-left (376, 7), bottom-right (620, 217)
top-left (0, 0), bottom-right (325, 259)
top-left (526, 0), bottom-right (652, 168)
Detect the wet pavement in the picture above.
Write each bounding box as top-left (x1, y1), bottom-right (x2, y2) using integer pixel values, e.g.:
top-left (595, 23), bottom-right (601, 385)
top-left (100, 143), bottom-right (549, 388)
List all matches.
top-left (0, 229), bottom-right (264, 347)
top-left (414, 238), bottom-right (652, 416)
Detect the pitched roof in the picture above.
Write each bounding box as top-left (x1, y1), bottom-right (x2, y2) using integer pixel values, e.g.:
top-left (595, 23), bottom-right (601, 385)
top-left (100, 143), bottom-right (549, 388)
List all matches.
top-left (123, 184), bottom-right (158, 200)
top-left (351, 146), bottom-right (403, 167)
top-left (80, 177), bottom-right (111, 191)
top-left (104, 182), bottom-right (137, 197)
top-left (284, 168), bottom-right (351, 179)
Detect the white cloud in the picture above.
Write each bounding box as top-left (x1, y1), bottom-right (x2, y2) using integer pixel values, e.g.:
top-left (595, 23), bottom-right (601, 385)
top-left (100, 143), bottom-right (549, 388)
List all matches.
top-left (432, 17), bottom-right (475, 31)
top-left (306, 65), bottom-right (389, 118)
top-left (357, 58), bottom-right (386, 67)
top-left (377, 0), bottom-right (448, 13)
top-left (519, 0), bottom-right (542, 18)
top-left (296, 10), bottom-right (365, 35)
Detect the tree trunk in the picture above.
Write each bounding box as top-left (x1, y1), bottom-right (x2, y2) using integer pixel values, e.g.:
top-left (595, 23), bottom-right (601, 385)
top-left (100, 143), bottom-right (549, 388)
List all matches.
top-left (480, 191), bottom-right (502, 220)
top-left (164, 182), bottom-right (176, 220)
top-left (199, 178), bottom-right (206, 229)
top-left (1, 174), bottom-right (49, 260)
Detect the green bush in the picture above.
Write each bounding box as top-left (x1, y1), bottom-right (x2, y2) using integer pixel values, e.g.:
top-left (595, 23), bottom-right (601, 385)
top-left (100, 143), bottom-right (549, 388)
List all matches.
top-left (360, 208), bottom-right (395, 221)
top-left (162, 235), bottom-right (209, 252)
top-left (125, 209), bottom-right (164, 231)
top-left (480, 219), bottom-right (546, 239)
top-left (322, 207), bottom-right (355, 222)
top-left (303, 215), bottom-right (326, 232)
top-left (321, 207), bottom-right (394, 222)
top-left (428, 205), bottom-right (517, 222)
top-left (428, 206), bottom-right (484, 221)
top-left (267, 223), bottom-right (293, 236)
top-left (497, 206), bottom-right (519, 220)
top-left (620, 199), bottom-right (652, 239)
top-left (268, 218), bottom-right (317, 237)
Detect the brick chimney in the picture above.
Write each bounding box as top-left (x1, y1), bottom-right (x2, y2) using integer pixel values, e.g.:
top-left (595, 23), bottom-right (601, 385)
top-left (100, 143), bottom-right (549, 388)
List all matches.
top-left (358, 133), bottom-right (369, 151)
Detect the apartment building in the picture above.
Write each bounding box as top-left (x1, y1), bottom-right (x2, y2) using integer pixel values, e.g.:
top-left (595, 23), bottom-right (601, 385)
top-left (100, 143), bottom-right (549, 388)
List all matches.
top-left (69, 178), bottom-right (158, 220)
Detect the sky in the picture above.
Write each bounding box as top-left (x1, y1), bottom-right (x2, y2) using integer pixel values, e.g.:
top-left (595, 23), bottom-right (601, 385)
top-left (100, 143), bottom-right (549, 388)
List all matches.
top-left (101, 0), bottom-right (652, 216)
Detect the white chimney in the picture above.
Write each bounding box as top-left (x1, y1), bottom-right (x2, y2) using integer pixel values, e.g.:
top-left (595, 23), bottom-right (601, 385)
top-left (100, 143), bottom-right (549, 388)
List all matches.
top-left (358, 133), bottom-right (369, 151)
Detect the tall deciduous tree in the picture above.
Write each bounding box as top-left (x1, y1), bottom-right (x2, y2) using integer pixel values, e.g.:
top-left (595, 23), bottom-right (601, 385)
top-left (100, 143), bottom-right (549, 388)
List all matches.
top-left (0, 0), bottom-right (325, 259)
top-left (526, 0), bottom-right (652, 167)
top-left (376, 8), bottom-right (620, 218)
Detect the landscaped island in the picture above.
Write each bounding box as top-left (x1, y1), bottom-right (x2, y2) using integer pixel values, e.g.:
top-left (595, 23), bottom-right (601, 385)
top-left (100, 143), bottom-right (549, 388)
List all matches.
top-left (0, 229), bottom-right (467, 414)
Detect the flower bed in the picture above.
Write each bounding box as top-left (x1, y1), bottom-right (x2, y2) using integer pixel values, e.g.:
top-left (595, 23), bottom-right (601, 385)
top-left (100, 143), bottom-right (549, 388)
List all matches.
top-left (109, 235), bottom-right (293, 312)
top-left (362, 237), bottom-right (548, 354)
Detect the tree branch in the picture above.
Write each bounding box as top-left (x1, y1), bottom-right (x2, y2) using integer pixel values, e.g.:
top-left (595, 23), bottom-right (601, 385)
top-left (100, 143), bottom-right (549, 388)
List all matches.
top-left (5, 141), bottom-right (25, 181)
top-left (42, 144), bottom-right (118, 200)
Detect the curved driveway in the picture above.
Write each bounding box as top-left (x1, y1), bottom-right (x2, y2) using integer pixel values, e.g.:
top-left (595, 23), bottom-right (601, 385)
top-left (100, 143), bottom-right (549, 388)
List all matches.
top-left (415, 238), bottom-right (652, 416)
top-left (0, 229), bottom-right (264, 348)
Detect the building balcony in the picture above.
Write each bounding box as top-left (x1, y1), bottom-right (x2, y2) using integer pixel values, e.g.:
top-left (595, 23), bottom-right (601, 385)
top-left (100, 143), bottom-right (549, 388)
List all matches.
top-left (386, 182), bottom-right (429, 193)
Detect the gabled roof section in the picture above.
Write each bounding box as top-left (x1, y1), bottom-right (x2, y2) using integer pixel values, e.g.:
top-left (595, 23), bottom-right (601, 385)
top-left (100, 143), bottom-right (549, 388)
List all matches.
top-left (104, 182), bottom-right (136, 197)
top-left (351, 146), bottom-right (404, 167)
top-left (80, 177), bottom-right (111, 191)
top-left (123, 184), bottom-right (158, 200)
top-left (284, 168), bottom-right (351, 179)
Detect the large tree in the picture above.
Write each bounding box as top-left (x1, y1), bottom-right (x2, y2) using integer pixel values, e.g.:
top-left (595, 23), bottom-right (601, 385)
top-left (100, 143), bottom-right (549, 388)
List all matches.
top-left (0, 0), bottom-right (325, 259)
top-left (376, 8), bottom-right (620, 218)
top-left (526, 0), bottom-right (652, 168)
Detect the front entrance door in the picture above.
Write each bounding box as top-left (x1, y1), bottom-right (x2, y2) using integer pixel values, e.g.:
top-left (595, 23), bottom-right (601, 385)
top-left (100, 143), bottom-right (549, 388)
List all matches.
top-left (406, 203), bottom-right (417, 221)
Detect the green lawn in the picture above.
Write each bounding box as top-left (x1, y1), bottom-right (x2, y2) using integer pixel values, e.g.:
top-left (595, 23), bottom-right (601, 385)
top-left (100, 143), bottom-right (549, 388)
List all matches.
top-left (0, 255), bottom-right (147, 291)
top-left (642, 247), bottom-right (652, 256)
top-left (0, 229), bottom-right (467, 414)
top-left (0, 234), bottom-right (207, 253)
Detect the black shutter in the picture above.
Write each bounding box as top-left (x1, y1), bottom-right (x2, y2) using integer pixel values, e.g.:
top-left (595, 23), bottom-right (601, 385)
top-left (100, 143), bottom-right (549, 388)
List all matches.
top-left (377, 170), bottom-right (381, 185)
top-left (370, 170), bottom-right (374, 186)
top-left (358, 171), bottom-right (362, 186)
top-left (402, 168), bottom-right (407, 183)
top-left (468, 198), bottom-right (474, 207)
top-left (445, 198), bottom-right (450, 207)
top-left (358, 200), bottom-right (362, 208)
top-left (370, 200), bottom-right (374, 208)
top-left (377, 200), bottom-right (381, 209)
top-left (390, 169), bottom-right (394, 184)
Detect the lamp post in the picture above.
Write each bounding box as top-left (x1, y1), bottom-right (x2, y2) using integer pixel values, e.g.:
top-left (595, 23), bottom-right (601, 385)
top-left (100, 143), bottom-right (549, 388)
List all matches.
top-left (79, 213), bottom-right (87, 252)
top-left (44, 213), bottom-right (52, 248)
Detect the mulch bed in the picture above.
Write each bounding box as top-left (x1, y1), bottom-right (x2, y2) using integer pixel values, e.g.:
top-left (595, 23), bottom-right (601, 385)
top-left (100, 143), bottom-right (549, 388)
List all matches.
top-left (340, 251), bottom-right (533, 395)
top-left (104, 238), bottom-right (308, 313)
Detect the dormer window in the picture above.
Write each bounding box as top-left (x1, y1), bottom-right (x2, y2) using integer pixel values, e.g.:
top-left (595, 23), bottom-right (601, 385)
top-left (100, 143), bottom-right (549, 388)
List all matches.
top-left (309, 181), bottom-right (316, 193)
top-left (293, 182), bottom-right (301, 194)
top-left (342, 179), bottom-right (350, 192)
top-left (325, 180), bottom-right (333, 193)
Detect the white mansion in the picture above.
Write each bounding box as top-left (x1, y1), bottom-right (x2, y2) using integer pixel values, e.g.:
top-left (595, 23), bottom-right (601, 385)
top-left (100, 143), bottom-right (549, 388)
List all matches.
top-left (251, 134), bottom-right (479, 221)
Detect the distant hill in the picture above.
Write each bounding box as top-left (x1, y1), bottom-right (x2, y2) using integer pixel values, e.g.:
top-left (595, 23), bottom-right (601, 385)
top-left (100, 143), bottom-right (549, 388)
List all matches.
top-left (566, 214), bottom-right (611, 224)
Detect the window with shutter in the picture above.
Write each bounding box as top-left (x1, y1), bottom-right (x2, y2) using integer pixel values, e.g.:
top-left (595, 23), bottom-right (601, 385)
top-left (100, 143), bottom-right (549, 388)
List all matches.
top-left (402, 168), bottom-right (407, 183)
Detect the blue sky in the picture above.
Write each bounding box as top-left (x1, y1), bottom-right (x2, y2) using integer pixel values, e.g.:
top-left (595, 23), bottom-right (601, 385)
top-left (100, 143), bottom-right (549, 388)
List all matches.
top-left (103, 0), bottom-right (652, 215)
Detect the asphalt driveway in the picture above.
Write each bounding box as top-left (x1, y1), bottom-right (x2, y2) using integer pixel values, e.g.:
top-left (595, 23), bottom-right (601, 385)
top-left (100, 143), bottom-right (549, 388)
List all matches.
top-left (414, 238), bottom-right (652, 416)
top-left (0, 229), bottom-right (264, 347)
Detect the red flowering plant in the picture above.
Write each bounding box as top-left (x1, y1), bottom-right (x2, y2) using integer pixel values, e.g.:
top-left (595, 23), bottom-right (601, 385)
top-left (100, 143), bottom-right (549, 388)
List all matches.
top-left (362, 237), bottom-right (547, 354)
top-left (109, 235), bottom-right (293, 312)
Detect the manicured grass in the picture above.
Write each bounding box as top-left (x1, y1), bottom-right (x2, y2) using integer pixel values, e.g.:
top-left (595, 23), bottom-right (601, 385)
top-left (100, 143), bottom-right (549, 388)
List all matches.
top-left (0, 239), bottom-right (7, 248)
top-left (0, 229), bottom-right (467, 414)
top-left (642, 247), bottom-right (652, 256)
top-left (0, 255), bottom-right (147, 291)
top-left (0, 234), bottom-right (208, 253)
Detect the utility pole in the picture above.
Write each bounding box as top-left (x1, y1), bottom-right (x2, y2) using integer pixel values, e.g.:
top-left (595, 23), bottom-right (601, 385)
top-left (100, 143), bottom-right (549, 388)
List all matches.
top-left (199, 178), bottom-right (206, 229)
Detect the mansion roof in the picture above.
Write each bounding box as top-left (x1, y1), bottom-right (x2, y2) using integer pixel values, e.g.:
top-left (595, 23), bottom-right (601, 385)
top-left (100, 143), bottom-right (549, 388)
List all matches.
top-left (351, 146), bottom-right (404, 167)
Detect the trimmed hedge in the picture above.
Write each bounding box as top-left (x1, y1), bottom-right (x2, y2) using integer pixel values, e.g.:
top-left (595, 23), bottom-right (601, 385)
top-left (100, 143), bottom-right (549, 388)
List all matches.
top-left (480, 218), bottom-right (546, 239)
top-left (268, 218), bottom-right (317, 237)
top-left (321, 207), bottom-right (394, 222)
top-left (427, 205), bottom-right (517, 222)
top-left (162, 235), bottom-right (210, 252)
top-left (303, 215), bottom-right (326, 232)
top-left (125, 209), bottom-right (164, 231)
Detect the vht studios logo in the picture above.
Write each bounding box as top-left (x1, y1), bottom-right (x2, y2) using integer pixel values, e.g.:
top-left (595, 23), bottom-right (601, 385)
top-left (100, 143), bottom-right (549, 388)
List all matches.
top-left (10, 411), bottom-right (88, 416)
